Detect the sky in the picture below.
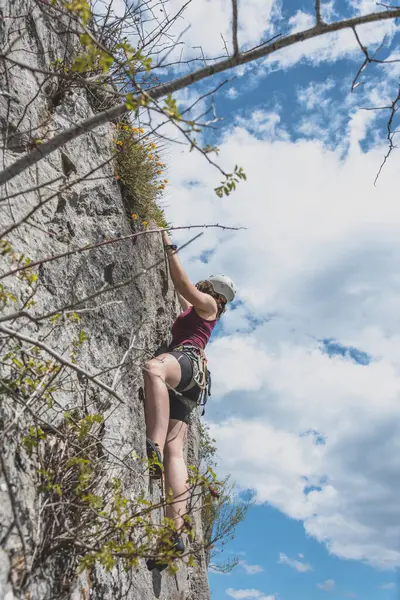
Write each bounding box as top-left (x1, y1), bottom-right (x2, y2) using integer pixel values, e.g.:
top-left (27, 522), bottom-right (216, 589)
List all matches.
top-left (104, 0), bottom-right (400, 597)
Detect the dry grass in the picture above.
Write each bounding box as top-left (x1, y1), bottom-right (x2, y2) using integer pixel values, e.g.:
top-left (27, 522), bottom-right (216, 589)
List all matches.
top-left (113, 121), bottom-right (170, 229)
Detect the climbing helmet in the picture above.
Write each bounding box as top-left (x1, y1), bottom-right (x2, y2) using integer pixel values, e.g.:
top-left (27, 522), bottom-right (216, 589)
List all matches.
top-left (207, 275), bottom-right (237, 303)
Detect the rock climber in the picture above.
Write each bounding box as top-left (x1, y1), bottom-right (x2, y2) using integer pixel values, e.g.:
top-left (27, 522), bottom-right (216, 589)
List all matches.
top-left (143, 229), bottom-right (237, 570)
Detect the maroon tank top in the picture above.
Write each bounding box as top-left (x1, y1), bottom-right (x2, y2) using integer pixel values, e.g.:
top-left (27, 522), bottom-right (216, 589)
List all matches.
top-left (170, 306), bottom-right (217, 350)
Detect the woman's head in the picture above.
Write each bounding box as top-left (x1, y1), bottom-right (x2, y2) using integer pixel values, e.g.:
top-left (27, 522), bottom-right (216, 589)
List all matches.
top-left (195, 275), bottom-right (237, 319)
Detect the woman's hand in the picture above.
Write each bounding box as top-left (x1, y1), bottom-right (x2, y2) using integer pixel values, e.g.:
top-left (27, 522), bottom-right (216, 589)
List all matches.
top-left (161, 230), bottom-right (217, 318)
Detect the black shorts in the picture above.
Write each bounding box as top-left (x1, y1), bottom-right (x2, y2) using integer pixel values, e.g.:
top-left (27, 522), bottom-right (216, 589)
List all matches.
top-left (168, 351), bottom-right (201, 423)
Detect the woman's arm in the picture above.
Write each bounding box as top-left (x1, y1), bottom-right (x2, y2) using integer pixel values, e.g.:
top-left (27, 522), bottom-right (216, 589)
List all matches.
top-left (162, 231), bottom-right (217, 317)
top-left (177, 292), bottom-right (192, 312)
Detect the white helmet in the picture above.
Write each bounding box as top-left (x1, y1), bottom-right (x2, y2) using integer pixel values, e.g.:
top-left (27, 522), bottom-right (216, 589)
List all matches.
top-left (207, 275), bottom-right (237, 303)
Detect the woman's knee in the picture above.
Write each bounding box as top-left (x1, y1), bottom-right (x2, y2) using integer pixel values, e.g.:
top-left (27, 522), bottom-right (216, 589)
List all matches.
top-left (143, 357), bottom-right (164, 379)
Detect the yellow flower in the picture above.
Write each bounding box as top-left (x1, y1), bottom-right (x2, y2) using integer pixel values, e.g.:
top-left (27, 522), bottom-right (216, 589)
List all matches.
top-left (131, 213), bottom-right (138, 220)
top-left (164, 179), bottom-right (168, 183)
top-left (151, 143), bottom-right (157, 149)
top-left (157, 170), bottom-right (162, 175)
top-left (148, 154), bottom-right (153, 160)
top-left (156, 161), bottom-right (162, 167)
top-left (139, 128), bottom-right (145, 134)
top-left (142, 221), bottom-right (148, 228)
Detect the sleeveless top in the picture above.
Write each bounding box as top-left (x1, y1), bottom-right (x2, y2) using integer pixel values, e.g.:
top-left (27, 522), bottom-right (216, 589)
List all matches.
top-left (170, 306), bottom-right (217, 350)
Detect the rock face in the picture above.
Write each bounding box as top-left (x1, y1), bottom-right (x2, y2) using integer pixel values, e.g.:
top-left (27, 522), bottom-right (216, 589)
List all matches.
top-left (0, 1), bottom-right (210, 598)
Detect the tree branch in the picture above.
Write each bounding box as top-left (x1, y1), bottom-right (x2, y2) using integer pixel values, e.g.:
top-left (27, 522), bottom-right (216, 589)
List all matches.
top-left (0, 323), bottom-right (126, 405)
top-left (315, 0), bottom-right (322, 25)
top-left (231, 0), bottom-right (239, 55)
top-left (0, 7), bottom-right (399, 187)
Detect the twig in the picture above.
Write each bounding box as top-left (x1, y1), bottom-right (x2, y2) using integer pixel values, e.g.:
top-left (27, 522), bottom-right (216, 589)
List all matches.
top-left (374, 87), bottom-right (400, 185)
top-left (0, 224), bottom-right (244, 280)
top-left (0, 448), bottom-right (28, 561)
top-left (0, 175), bottom-right (64, 203)
top-left (0, 89), bottom-right (20, 103)
top-left (351, 27), bottom-right (398, 91)
top-left (65, 301), bottom-right (124, 316)
top-left (111, 331), bottom-right (136, 391)
top-left (220, 34), bottom-right (230, 57)
top-left (37, 233), bottom-right (203, 321)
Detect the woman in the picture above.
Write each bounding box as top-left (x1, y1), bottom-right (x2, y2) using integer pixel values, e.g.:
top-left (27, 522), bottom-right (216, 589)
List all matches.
top-left (143, 230), bottom-right (236, 568)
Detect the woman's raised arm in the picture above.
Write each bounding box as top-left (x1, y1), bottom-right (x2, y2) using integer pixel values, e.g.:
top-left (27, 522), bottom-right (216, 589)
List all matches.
top-left (162, 231), bottom-right (217, 318)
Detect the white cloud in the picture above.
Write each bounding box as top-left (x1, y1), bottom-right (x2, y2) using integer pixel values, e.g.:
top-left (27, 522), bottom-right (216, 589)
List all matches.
top-left (380, 582), bottom-right (396, 590)
top-left (278, 553), bottom-right (312, 572)
top-left (317, 579), bottom-right (335, 591)
top-left (266, 15), bottom-right (396, 70)
top-left (163, 103), bottom-right (400, 568)
top-left (234, 110), bottom-right (288, 141)
top-left (227, 87), bottom-right (239, 100)
top-left (288, 10), bottom-right (314, 33)
top-left (297, 80), bottom-right (335, 111)
top-left (239, 560), bottom-right (264, 575)
top-left (154, 0), bottom-right (277, 61)
top-left (226, 589), bottom-right (276, 600)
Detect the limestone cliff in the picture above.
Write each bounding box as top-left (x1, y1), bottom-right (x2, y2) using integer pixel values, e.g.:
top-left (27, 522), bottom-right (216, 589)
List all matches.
top-left (0, 1), bottom-right (210, 598)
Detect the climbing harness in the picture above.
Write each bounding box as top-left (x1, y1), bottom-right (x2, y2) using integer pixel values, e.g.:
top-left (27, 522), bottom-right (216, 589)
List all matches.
top-left (172, 344), bottom-right (212, 415)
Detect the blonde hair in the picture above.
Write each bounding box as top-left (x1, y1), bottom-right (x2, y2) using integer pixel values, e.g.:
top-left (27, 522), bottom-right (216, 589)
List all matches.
top-left (195, 280), bottom-right (227, 319)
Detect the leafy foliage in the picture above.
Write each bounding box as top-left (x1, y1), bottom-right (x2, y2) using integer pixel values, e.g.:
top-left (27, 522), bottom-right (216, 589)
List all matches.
top-left (215, 166), bottom-right (247, 198)
top-left (198, 422), bottom-right (252, 573)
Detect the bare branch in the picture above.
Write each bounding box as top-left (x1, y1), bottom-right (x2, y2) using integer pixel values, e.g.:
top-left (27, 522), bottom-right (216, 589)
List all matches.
top-left (0, 175), bottom-right (65, 203)
top-left (315, 0), bottom-right (322, 24)
top-left (351, 27), bottom-right (399, 92)
top-left (111, 330), bottom-right (137, 391)
top-left (231, 0), bottom-right (239, 55)
top-left (0, 323), bottom-right (126, 405)
top-left (0, 449), bottom-right (28, 560)
top-left (374, 87), bottom-right (400, 185)
top-left (0, 224), bottom-right (244, 280)
top-left (1, 7), bottom-right (399, 187)
top-left (36, 233), bottom-right (203, 321)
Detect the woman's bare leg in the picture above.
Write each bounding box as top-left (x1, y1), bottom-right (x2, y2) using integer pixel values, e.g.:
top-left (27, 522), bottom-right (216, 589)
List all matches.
top-left (164, 419), bottom-right (189, 533)
top-left (143, 354), bottom-right (182, 455)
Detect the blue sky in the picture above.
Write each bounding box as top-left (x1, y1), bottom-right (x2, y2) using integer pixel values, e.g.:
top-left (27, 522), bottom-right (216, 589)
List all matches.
top-left (136, 0), bottom-right (400, 597)
top-left (208, 505), bottom-right (398, 600)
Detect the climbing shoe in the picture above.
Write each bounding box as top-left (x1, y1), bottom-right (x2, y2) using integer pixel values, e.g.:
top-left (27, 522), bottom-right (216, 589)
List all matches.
top-left (146, 534), bottom-right (185, 572)
top-left (146, 438), bottom-right (163, 478)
